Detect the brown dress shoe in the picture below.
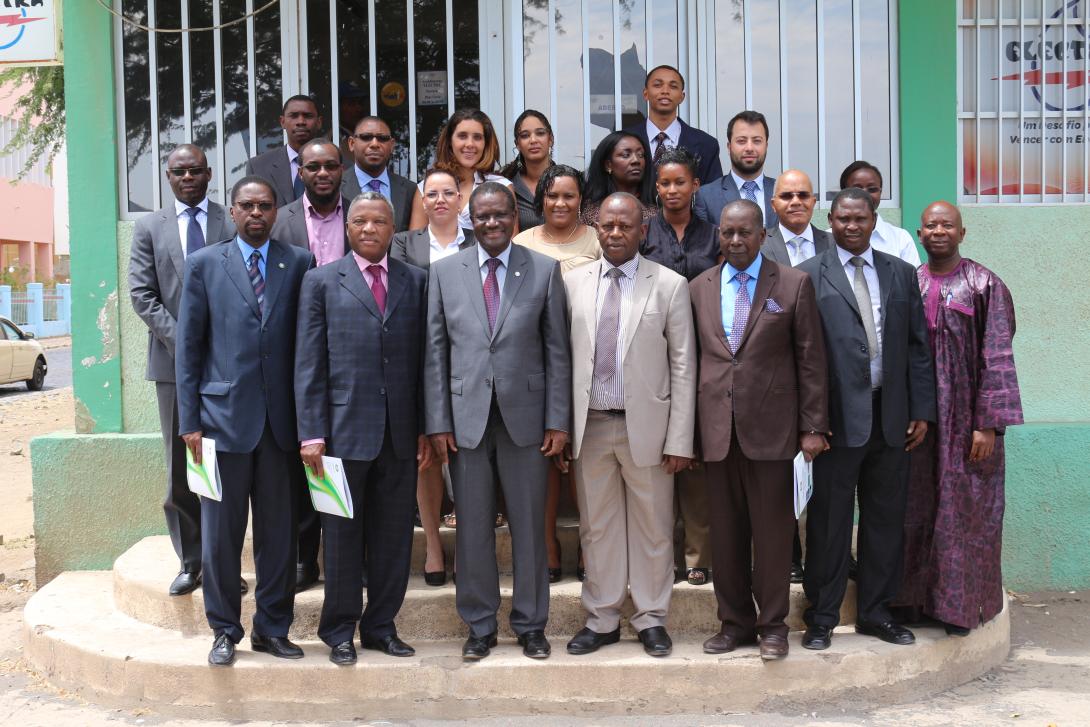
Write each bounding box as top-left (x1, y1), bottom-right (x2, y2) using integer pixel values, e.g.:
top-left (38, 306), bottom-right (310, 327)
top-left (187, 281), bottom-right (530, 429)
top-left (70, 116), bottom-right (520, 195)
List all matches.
top-left (702, 631), bottom-right (757, 654)
top-left (759, 634), bottom-right (789, 660)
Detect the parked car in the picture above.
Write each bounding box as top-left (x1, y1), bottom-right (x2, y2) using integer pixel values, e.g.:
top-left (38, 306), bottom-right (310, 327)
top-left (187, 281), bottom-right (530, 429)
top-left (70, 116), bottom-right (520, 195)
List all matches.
top-left (0, 316), bottom-right (47, 390)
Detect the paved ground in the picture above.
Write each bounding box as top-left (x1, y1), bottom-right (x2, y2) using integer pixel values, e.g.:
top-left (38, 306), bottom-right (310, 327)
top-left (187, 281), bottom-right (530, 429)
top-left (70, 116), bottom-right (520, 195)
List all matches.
top-left (1, 369), bottom-right (1088, 725)
top-left (0, 340), bottom-right (71, 402)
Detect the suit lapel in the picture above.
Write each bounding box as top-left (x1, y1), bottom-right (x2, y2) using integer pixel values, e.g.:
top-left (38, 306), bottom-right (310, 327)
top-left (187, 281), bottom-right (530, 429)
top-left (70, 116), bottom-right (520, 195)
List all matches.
top-left (875, 250), bottom-right (894, 316)
top-left (580, 262), bottom-right (600, 355)
top-left (289, 204), bottom-right (309, 250)
top-left (338, 254), bottom-right (383, 320)
top-left (764, 228), bottom-right (790, 266)
top-left (812, 226), bottom-right (832, 255)
top-left (460, 247), bottom-right (492, 338)
top-left (703, 265), bottom-right (734, 358)
top-left (206, 204), bottom-right (229, 245)
top-left (821, 249), bottom-right (862, 320)
top-left (410, 229), bottom-right (430, 267)
top-left (274, 147), bottom-right (294, 203)
top-left (383, 259), bottom-right (408, 321)
top-left (491, 244), bottom-right (527, 341)
top-left (622, 258), bottom-right (654, 359)
top-left (222, 243), bottom-right (262, 319)
top-left (734, 261), bottom-right (775, 354)
top-left (160, 209), bottom-right (185, 282)
top-left (261, 241), bottom-right (287, 323)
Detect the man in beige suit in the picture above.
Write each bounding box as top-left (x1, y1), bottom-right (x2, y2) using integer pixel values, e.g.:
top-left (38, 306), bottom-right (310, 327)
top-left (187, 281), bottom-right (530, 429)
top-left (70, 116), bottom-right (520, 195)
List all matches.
top-left (558, 193), bottom-right (696, 658)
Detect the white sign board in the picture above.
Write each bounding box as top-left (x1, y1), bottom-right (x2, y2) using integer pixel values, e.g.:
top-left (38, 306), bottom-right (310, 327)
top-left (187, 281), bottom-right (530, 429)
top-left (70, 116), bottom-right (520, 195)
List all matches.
top-left (0, 0), bottom-right (61, 67)
top-left (417, 71), bottom-right (447, 107)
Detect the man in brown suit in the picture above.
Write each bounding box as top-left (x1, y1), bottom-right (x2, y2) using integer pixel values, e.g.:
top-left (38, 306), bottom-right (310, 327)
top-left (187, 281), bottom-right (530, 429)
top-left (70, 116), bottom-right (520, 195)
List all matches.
top-left (689, 199), bottom-right (829, 660)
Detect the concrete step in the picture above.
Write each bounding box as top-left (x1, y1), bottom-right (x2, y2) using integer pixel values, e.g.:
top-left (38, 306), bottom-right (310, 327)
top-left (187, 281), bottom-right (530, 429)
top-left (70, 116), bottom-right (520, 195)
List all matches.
top-left (115, 536), bottom-right (858, 639)
top-left (24, 570), bottom-right (1011, 721)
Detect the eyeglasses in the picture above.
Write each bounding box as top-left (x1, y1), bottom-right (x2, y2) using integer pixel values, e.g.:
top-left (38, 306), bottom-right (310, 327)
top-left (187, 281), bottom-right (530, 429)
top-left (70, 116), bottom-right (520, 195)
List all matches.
top-left (167, 167), bottom-right (209, 178)
top-left (775, 191), bottom-right (813, 201)
top-left (424, 190), bottom-right (459, 201)
top-left (353, 133), bottom-right (393, 143)
top-left (235, 201), bottom-right (275, 212)
top-left (301, 161), bottom-right (343, 173)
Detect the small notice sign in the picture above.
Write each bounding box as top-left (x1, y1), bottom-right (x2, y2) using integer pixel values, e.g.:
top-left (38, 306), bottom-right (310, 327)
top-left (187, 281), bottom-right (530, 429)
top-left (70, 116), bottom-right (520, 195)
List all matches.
top-left (0, 1), bottom-right (62, 67)
top-left (417, 71), bottom-right (447, 106)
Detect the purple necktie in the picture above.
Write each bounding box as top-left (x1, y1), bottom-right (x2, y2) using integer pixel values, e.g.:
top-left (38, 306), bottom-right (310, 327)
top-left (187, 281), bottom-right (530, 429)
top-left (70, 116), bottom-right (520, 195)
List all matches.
top-left (367, 264), bottom-right (386, 314)
top-left (652, 131), bottom-right (669, 163)
top-left (367, 179), bottom-right (383, 194)
top-left (729, 272), bottom-right (751, 353)
top-left (483, 257), bottom-right (501, 332)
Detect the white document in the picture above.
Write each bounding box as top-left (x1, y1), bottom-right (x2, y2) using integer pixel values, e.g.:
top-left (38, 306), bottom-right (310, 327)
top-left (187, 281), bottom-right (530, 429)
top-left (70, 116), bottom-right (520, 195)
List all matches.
top-left (305, 456), bottom-right (354, 519)
top-left (793, 451), bottom-right (813, 520)
top-left (185, 438), bottom-right (222, 502)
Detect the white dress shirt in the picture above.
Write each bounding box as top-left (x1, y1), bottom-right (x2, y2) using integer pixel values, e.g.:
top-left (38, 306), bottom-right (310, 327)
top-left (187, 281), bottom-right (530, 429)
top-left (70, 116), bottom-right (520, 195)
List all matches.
top-left (175, 197), bottom-right (209, 258)
top-left (428, 225), bottom-right (465, 264)
top-left (589, 255), bottom-right (639, 411)
top-left (778, 223), bottom-right (816, 266)
top-left (731, 170), bottom-right (766, 222)
top-left (871, 213), bottom-right (922, 266)
top-left (477, 241), bottom-right (512, 302)
top-left (646, 117), bottom-right (682, 157)
top-left (836, 244), bottom-right (883, 389)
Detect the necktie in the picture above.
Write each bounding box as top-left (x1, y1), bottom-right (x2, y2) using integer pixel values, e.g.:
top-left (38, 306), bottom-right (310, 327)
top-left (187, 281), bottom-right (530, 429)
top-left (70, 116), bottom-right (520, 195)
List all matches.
top-left (367, 264), bottom-right (386, 314)
top-left (292, 160), bottom-right (305, 200)
top-left (593, 268), bottom-right (623, 381)
top-left (741, 180), bottom-right (759, 204)
top-left (185, 207), bottom-right (205, 255)
top-left (789, 235), bottom-right (805, 265)
top-left (850, 256), bottom-right (879, 360)
top-left (366, 179), bottom-right (383, 194)
top-left (247, 250), bottom-right (265, 315)
top-left (652, 131), bottom-right (669, 164)
top-left (729, 272), bottom-right (751, 353)
top-left (482, 257), bottom-right (501, 332)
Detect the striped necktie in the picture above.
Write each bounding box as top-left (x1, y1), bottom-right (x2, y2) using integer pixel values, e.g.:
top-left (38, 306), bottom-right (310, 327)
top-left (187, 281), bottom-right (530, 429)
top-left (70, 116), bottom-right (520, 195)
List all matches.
top-left (247, 250), bottom-right (265, 315)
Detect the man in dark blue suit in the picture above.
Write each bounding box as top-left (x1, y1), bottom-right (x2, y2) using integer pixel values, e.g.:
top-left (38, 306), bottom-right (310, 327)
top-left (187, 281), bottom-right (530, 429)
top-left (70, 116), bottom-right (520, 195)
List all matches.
top-left (694, 110), bottom-right (778, 229)
top-left (176, 176), bottom-right (315, 667)
top-left (624, 65), bottom-right (723, 184)
top-left (294, 192), bottom-right (433, 666)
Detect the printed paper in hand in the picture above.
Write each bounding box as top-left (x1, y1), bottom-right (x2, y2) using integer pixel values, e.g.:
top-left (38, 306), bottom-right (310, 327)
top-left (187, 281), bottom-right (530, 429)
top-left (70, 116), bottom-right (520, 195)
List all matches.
top-left (793, 451), bottom-right (813, 520)
top-left (305, 456), bottom-right (354, 519)
top-left (185, 438), bottom-right (222, 502)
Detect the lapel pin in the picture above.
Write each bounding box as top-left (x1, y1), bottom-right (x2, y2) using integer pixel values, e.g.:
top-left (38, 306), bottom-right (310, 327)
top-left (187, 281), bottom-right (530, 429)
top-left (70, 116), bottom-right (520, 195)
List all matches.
top-left (514, 271), bottom-right (521, 277)
top-left (278, 262), bottom-right (286, 269)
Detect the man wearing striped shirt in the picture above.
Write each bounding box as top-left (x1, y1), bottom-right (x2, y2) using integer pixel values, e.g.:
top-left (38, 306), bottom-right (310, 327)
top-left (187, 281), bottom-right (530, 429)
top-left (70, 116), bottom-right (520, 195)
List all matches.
top-left (559, 193), bottom-right (697, 658)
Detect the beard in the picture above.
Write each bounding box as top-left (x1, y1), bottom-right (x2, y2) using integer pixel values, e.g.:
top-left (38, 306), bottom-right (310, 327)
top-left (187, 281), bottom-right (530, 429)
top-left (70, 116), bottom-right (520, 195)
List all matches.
top-left (730, 152), bottom-right (766, 176)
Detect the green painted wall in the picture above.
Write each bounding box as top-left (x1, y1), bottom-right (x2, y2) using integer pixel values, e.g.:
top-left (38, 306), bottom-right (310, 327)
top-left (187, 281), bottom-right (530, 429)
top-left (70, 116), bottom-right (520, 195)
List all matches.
top-left (63, 0), bottom-right (123, 434)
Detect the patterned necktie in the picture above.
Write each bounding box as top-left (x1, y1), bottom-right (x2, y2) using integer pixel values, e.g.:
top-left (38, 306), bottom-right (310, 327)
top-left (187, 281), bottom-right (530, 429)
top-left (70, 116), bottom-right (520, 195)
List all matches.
top-left (367, 264), bottom-right (386, 314)
top-left (850, 256), bottom-right (879, 359)
top-left (185, 207), bottom-right (205, 255)
top-left (366, 179), bottom-right (383, 194)
top-left (741, 180), bottom-right (759, 204)
top-left (247, 250), bottom-right (265, 315)
top-left (729, 272), bottom-right (751, 353)
top-left (593, 268), bottom-right (623, 381)
top-left (292, 160), bottom-right (305, 200)
top-left (652, 131), bottom-right (669, 163)
top-left (482, 257), bottom-right (501, 332)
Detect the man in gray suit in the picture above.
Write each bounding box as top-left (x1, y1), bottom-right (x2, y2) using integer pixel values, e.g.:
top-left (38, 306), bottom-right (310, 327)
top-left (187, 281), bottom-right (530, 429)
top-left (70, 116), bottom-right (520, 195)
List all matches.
top-left (128, 143), bottom-right (236, 597)
top-left (245, 95), bottom-right (324, 206)
top-left (341, 116), bottom-right (420, 232)
top-left (694, 110), bottom-right (778, 229)
top-left (425, 182), bottom-right (572, 662)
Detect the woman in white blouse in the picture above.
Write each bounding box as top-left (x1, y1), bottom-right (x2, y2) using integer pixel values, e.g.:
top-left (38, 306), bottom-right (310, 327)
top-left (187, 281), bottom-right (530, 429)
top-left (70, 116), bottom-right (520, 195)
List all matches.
top-left (840, 161), bottom-right (922, 266)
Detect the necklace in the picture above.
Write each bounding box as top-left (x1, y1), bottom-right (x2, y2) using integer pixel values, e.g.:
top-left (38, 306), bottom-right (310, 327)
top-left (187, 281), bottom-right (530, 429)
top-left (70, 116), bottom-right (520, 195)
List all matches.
top-left (541, 222), bottom-right (582, 246)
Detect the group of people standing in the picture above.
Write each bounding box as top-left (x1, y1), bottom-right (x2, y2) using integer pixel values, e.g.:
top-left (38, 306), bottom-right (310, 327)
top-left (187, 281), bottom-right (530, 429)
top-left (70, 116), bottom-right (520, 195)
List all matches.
top-left (127, 63), bottom-right (1023, 668)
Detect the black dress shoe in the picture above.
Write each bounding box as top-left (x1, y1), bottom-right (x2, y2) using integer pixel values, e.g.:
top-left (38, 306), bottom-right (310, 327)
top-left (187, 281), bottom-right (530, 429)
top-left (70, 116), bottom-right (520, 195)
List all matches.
top-left (517, 630), bottom-right (551, 659)
top-left (424, 569), bottom-right (447, 587)
top-left (295, 563), bottom-right (320, 593)
top-left (169, 571), bottom-right (201, 596)
top-left (208, 633), bottom-right (235, 666)
top-left (802, 625), bottom-right (833, 650)
top-left (329, 640), bottom-right (357, 665)
top-left (856, 619), bottom-right (915, 645)
top-left (637, 626), bottom-right (673, 657)
top-left (461, 632), bottom-right (498, 661)
top-left (250, 632), bottom-right (305, 659)
top-left (240, 577), bottom-right (249, 595)
top-left (566, 626), bottom-right (621, 655)
top-left (362, 633), bottom-right (416, 657)
top-left (548, 567), bottom-right (562, 584)
top-left (790, 562), bottom-right (804, 584)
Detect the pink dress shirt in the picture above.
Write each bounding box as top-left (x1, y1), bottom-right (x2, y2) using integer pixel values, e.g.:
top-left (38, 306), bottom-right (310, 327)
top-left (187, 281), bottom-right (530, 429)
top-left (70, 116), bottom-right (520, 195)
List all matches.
top-left (303, 199), bottom-right (346, 267)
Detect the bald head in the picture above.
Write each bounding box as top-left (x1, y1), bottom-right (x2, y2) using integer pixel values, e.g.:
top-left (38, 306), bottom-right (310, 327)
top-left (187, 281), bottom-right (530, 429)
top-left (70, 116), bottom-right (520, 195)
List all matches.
top-left (771, 169), bottom-right (816, 235)
top-left (921, 200), bottom-right (963, 228)
top-left (721, 198), bottom-right (764, 229)
top-left (918, 200), bottom-right (965, 266)
top-left (601, 192), bottom-right (643, 221)
top-left (167, 143), bottom-right (208, 168)
top-left (596, 192), bottom-right (646, 266)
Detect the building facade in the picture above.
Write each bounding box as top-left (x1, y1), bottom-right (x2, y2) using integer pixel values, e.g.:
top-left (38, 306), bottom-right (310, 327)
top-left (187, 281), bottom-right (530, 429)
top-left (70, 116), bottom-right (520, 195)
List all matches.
top-left (31, 0), bottom-right (1090, 590)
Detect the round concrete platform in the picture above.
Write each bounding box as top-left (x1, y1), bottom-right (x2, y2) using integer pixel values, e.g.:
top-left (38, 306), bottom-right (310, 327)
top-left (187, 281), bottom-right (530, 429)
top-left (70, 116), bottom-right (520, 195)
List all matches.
top-left (24, 570), bottom-right (1011, 721)
top-left (113, 535), bottom-right (858, 639)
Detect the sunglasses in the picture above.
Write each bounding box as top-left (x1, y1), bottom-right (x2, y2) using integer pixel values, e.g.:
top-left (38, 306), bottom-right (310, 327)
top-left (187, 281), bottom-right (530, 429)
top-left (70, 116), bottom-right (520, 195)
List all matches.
top-left (775, 191), bottom-right (813, 201)
top-left (167, 167), bottom-right (209, 178)
top-left (235, 201), bottom-right (275, 212)
top-left (301, 161), bottom-right (343, 172)
top-left (353, 133), bottom-right (393, 143)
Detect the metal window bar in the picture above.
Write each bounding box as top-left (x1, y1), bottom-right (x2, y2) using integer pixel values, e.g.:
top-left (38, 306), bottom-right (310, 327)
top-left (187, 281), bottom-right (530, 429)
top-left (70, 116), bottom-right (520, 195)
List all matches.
top-left (549, 0), bottom-right (558, 122)
top-left (1062, 4), bottom-right (1068, 204)
top-left (778, 0), bottom-right (789, 169)
top-left (886, 0), bottom-right (900, 205)
top-left (181, 1), bottom-right (193, 143)
top-left (703, 0), bottom-right (716, 137)
top-left (581, 0), bottom-right (590, 165)
top-left (1039, 0), bottom-right (1045, 202)
top-left (43, 295), bottom-right (60, 321)
top-left (612, 0), bottom-right (621, 130)
top-left (677, 0), bottom-right (688, 121)
top-left (212, 0), bottom-right (226, 204)
top-left (816, 0), bottom-right (826, 202)
top-left (112, 0), bottom-right (128, 212)
top-left (743, 0), bottom-right (753, 109)
top-left (974, 0), bottom-right (980, 201)
top-left (148, 0), bottom-right (162, 207)
top-left (368, 0), bottom-right (378, 115)
top-left (407, 0), bottom-right (418, 180)
top-left (852, 0), bottom-right (862, 160)
top-left (644, 0), bottom-right (653, 79)
top-left (330, 0), bottom-right (339, 148)
top-left (246, 0), bottom-right (257, 157)
top-left (1085, 0), bottom-right (1088, 199)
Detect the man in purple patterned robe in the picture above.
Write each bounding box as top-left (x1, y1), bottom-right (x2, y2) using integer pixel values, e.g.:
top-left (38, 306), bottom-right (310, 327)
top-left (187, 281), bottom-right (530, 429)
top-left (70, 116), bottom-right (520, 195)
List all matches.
top-left (895, 201), bottom-right (1023, 635)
